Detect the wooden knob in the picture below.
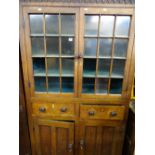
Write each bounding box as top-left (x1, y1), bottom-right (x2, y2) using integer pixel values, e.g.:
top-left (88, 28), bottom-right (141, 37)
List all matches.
top-left (110, 111), bottom-right (117, 117)
top-left (60, 107), bottom-right (67, 112)
top-left (88, 111), bottom-right (95, 116)
top-left (39, 107), bottom-right (46, 112)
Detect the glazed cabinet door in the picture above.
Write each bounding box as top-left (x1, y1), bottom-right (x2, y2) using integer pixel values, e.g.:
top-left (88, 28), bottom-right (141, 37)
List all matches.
top-left (79, 8), bottom-right (135, 99)
top-left (78, 121), bottom-right (125, 155)
top-left (34, 119), bottom-right (74, 155)
top-left (22, 7), bottom-right (79, 98)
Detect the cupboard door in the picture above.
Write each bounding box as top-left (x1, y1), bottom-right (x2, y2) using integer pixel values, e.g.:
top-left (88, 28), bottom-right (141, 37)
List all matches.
top-left (79, 121), bottom-right (125, 155)
top-left (34, 119), bottom-right (74, 155)
top-left (23, 7), bottom-right (79, 97)
top-left (79, 8), bottom-right (134, 98)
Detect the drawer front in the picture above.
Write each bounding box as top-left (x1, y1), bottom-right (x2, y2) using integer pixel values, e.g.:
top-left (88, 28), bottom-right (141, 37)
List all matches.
top-left (32, 103), bottom-right (75, 117)
top-left (80, 105), bottom-right (125, 120)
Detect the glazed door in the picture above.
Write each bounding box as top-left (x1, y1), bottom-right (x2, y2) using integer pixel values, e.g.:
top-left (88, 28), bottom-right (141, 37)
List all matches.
top-left (78, 121), bottom-right (125, 155)
top-left (79, 8), bottom-right (135, 99)
top-left (23, 7), bottom-right (79, 98)
top-left (34, 119), bottom-right (74, 155)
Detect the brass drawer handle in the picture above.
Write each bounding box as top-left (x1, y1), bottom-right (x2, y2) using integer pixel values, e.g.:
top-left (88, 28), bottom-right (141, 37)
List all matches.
top-left (88, 111), bottom-right (95, 116)
top-left (68, 143), bottom-right (73, 152)
top-left (39, 107), bottom-right (46, 112)
top-left (80, 140), bottom-right (84, 150)
top-left (110, 111), bottom-right (117, 117)
top-left (60, 107), bottom-right (67, 112)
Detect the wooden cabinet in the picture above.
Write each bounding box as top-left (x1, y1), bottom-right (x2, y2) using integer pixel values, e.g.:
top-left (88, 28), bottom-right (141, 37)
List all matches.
top-left (20, 2), bottom-right (134, 155)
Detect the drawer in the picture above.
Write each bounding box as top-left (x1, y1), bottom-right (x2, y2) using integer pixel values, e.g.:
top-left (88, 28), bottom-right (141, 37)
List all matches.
top-left (80, 105), bottom-right (125, 120)
top-left (32, 103), bottom-right (75, 117)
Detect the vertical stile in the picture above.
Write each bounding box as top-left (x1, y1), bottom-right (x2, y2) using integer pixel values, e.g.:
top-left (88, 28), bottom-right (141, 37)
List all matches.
top-left (43, 13), bottom-right (48, 93)
top-left (107, 15), bottom-right (117, 94)
top-left (59, 13), bottom-right (62, 93)
top-left (94, 14), bottom-right (101, 94)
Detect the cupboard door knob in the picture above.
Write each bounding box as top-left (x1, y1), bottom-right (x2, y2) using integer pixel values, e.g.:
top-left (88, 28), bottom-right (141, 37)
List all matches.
top-left (88, 111), bottom-right (95, 116)
top-left (80, 140), bottom-right (84, 150)
top-left (60, 107), bottom-right (67, 112)
top-left (68, 143), bottom-right (73, 152)
top-left (39, 107), bottom-right (46, 112)
top-left (110, 111), bottom-right (117, 117)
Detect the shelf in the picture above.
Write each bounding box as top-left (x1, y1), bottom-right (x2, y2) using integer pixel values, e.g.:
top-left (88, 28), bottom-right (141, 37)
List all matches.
top-left (111, 75), bottom-right (124, 79)
top-left (61, 55), bottom-right (74, 58)
top-left (45, 34), bottom-right (59, 37)
top-left (83, 71), bottom-right (96, 77)
top-left (61, 74), bottom-right (74, 77)
top-left (84, 56), bottom-right (96, 59)
top-left (113, 57), bottom-right (126, 60)
top-left (46, 54), bottom-right (59, 57)
top-left (32, 54), bottom-right (45, 58)
top-left (30, 34), bottom-right (44, 37)
top-left (34, 73), bottom-right (46, 77)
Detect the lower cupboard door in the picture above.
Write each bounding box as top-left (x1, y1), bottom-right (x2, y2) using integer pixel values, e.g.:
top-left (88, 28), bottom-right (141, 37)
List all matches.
top-left (79, 122), bottom-right (125, 155)
top-left (34, 119), bottom-right (74, 155)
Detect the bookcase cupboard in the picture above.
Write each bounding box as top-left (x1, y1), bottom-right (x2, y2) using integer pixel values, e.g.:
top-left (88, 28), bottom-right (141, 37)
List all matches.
top-left (20, 2), bottom-right (135, 155)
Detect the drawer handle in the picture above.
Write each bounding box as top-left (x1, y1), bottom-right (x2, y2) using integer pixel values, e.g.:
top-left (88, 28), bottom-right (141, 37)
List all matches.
top-left (80, 140), bottom-right (84, 150)
top-left (110, 111), bottom-right (117, 117)
top-left (68, 143), bottom-right (73, 152)
top-left (39, 107), bottom-right (46, 112)
top-left (88, 111), bottom-right (95, 116)
top-left (60, 107), bottom-right (67, 112)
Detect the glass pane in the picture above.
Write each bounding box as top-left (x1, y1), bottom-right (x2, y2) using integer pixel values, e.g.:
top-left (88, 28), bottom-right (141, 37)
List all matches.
top-left (96, 78), bottom-right (109, 94)
top-left (85, 15), bottom-right (99, 36)
top-left (84, 38), bottom-right (97, 57)
top-left (114, 39), bottom-right (128, 58)
top-left (30, 14), bottom-right (43, 34)
top-left (98, 59), bottom-right (111, 77)
top-left (62, 58), bottom-right (74, 76)
top-left (62, 37), bottom-right (74, 56)
top-left (99, 39), bottom-right (112, 57)
top-left (82, 78), bottom-right (95, 94)
top-left (61, 15), bottom-right (75, 35)
top-left (62, 77), bottom-right (74, 93)
top-left (100, 16), bottom-right (114, 36)
top-left (34, 77), bottom-right (46, 92)
top-left (47, 58), bottom-right (59, 76)
top-left (112, 59), bottom-right (125, 77)
top-left (115, 16), bottom-right (130, 37)
top-left (45, 14), bottom-right (59, 34)
top-left (48, 77), bottom-right (60, 92)
top-left (46, 37), bottom-right (59, 56)
top-left (33, 58), bottom-right (45, 76)
top-left (83, 59), bottom-right (96, 77)
top-left (110, 79), bottom-right (123, 94)
top-left (31, 37), bottom-right (44, 56)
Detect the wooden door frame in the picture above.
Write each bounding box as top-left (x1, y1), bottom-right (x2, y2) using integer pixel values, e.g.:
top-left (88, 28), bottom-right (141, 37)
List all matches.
top-left (22, 6), bottom-right (80, 98)
top-left (78, 7), bottom-right (135, 100)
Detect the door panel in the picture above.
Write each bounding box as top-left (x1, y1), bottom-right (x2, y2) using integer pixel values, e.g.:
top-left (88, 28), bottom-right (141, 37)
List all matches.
top-left (78, 8), bottom-right (134, 99)
top-left (34, 119), bottom-right (74, 155)
top-left (23, 7), bottom-right (79, 97)
top-left (79, 121), bottom-right (125, 155)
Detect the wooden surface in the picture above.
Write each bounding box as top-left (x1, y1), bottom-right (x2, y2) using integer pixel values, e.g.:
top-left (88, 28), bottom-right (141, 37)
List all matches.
top-left (123, 106), bottom-right (135, 155)
top-left (80, 104), bottom-right (125, 120)
top-left (34, 119), bottom-right (74, 155)
top-left (19, 53), bottom-right (32, 155)
top-left (19, 0), bottom-right (135, 5)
